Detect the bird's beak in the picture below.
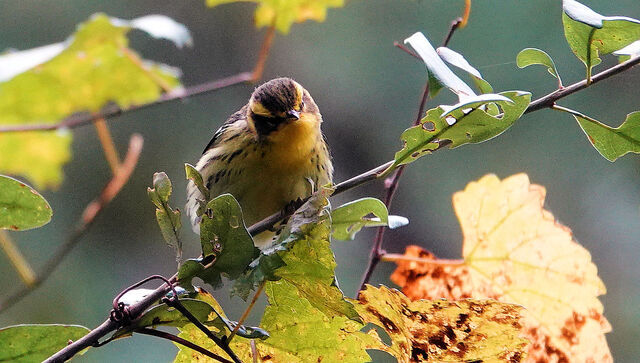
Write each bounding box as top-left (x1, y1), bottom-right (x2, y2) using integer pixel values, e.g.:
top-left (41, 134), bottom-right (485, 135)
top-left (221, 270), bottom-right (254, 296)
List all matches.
top-left (286, 109), bottom-right (300, 120)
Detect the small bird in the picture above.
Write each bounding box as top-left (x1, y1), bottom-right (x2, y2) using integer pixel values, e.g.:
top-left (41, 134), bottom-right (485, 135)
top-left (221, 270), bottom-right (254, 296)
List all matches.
top-left (186, 77), bottom-right (333, 249)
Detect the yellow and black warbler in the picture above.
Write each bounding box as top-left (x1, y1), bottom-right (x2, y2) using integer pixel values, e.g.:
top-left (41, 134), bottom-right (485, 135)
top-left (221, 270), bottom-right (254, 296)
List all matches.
top-left (186, 77), bottom-right (333, 248)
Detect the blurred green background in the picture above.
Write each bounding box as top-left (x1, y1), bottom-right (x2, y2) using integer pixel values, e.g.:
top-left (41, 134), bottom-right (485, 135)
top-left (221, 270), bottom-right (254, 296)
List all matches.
top-left (1, 0), bottom-right (639, 361)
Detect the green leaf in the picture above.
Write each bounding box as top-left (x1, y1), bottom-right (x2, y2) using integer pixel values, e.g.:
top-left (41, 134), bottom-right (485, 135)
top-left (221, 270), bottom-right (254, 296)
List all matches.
top-left (0, 324), bottom-right (90, 362)
top-left (517, 48), bottom-right (562, 85)
top-left (175, 281), bottom-right (382, 363)
top-left (573, 111), bottom-right (640, 161)
top-left (356, 285), bottom-right (529, 362)
top-left (0, 14), bottom-right (185, 188)
top-left (562, 0), bottom-right (640, 76)
top-left (206, 0), bottom-right (345, 34)
top-left (148, 172), bottom-right (182, 260)
top-left (393, 91), bottom-right (531, 167)
top-left (185, 163), bottom-right (209, 201)
top-left (180, 194), bottom-right (257, 289)
top-left (405, 32), bottom-right (475, 99)
top-left (331, 197), bottom-right (408, 240)
top-left (0, 175), bottom-right (52, 230)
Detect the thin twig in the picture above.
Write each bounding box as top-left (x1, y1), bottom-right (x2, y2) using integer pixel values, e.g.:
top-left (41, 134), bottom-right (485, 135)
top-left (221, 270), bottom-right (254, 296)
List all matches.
top-left (0, 230), bottom-right (36, 286)
top-left (228, 281), bottom-right (265, 342)
top-left (136, 328), bottom-right (233, 363)
top-left (0, 135), bottom-right (143, 313)
top-left (94, 118), bottom-right (121, 174)
top-left (251, 24), bottom-right (276, 82)
top-left (0, 72), bottom-right (253, 133)
top-left (394, 41), bottom-right (420, 60)
top-left (164, 297), bottom-right (242, 363)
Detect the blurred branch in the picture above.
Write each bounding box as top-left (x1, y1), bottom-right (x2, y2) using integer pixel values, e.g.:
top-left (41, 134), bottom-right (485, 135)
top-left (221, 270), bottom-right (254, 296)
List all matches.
top-left (380, 253), bottom-right (464, 266)
top-left (0, 134), bottom-right (143, 313)
top-left (0, 230), bottom-right (36, 286)
top-left (94, 118), bottom-right (121, 175)
top-left (251, 23), bottom-right (277, 82)
top-left (0, 72), bottom-right (253, 133)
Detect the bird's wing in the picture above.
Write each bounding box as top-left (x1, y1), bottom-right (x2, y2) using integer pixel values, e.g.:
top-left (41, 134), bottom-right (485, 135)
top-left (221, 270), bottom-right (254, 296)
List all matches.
top-left (202, 106), bottom-right (248, 154)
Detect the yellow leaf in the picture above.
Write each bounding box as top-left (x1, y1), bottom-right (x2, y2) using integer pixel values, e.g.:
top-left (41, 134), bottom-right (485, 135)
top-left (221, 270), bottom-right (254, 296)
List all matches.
top-left (391, 173), bottom-right (612, 362)
top-left (356, 285), bottom-right (529, 363)
top-left (0, 14), bottom-right (182, 188)
top-left (206, 0), bottom-right (345, 34)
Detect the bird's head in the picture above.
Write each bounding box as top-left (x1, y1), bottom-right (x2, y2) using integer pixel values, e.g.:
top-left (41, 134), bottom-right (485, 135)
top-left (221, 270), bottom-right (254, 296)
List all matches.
top-left (247, 78), bottom-right (320, 137)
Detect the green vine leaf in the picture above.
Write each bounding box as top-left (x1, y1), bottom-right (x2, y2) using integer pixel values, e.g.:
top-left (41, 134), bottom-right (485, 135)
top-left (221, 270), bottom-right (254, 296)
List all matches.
top-left (517, 48), bottom-right (562, 86)
top-left (175, 282), bottom-right (382, 363)
top-left (562, 0), bottom-right (640, 77)
top-left (0, 324), bottom-right (90, 362)
top-left (179, 194), bottom-right (257, 289)
top-left (205, 0), bottom-right (345, 34)
top-left (0, 13), bottom-right (187, 188)
top-left (0, 175), bottom-right (52, 231)
top-left (572, 111), bottom-right (640, 161)
top-left (331, 197), bottom-right (408, 241)
top-left (393, 91), bottom-right (531, 167)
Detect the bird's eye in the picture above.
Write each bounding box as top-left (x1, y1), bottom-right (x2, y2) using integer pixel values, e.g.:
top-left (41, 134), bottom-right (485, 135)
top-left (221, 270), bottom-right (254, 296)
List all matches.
top-left (300, 101), bottom-right (305, 111)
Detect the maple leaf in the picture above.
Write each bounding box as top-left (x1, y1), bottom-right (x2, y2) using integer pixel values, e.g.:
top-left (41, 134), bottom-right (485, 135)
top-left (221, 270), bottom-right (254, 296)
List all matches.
top-left (391, 173), bottom-right (612, 362)
top-left (206, 0), bottom-right (344, 34)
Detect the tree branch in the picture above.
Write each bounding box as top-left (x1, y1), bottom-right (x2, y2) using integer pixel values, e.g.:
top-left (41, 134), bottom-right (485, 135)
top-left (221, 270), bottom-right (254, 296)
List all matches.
top-left (0, 72), bottom-right (253, 133)
top-left (0, 134), bottom-right (144, 313)
top-left (526, 56), bottom-right (640, 114)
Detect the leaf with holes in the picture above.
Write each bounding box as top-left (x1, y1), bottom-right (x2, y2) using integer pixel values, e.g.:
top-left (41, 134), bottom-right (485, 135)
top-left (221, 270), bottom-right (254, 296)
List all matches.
top-left (0, 175), bottom-right (52, 231)
top-left (356, 285), bottom-right (529, 363)
top-left (331, 197), bottom-right (408, 241)
top-left (205, 0), bottom-right (345, 34)
top-left (562, 0), bottom-right (640, 76)
top-left (0, 324), bottom-right (90, 362)
top-left (573, 111), bottom-right (640, 161)
top-left (179, 194), bottom-right (257, 289)
top-left (0, 14), bottom-right (187, 188)
top-left (393, 91), bottom-right (531, 167)
top-left (391, 173), bottom-right (612, 362)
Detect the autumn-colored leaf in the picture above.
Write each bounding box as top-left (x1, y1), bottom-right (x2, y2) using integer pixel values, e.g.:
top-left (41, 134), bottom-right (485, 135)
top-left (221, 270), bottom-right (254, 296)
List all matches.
top-left (205, 0), bottom-right (345, 34)
top-left (356, 285), bottom-right (529, 363)
top-left (391, 173), bottom-right (612, 362)
top-left (0, 14), bottom-right (185, 188)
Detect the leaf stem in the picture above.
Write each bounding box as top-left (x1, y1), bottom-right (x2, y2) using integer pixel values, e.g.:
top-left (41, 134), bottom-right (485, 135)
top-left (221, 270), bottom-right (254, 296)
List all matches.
top-left (136, 328), bottom-right (233, 363)
top-left (94, 118), bottom-right (121, 175)
top-left (550, 104), bottom-right (598, 122)
top-left (228, 281), bottom-right (265, 343)
top-left (585, 28), bottom-right (596, 85)
top-left (0, 230), bottom-right (36, 286)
